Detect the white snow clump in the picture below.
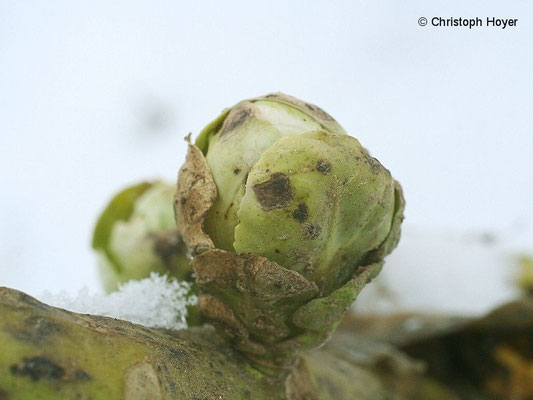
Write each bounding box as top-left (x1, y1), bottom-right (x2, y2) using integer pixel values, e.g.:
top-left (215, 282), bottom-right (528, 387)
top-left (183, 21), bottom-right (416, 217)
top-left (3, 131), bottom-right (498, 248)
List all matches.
top-left (40, 273), bottom-right (197, 330)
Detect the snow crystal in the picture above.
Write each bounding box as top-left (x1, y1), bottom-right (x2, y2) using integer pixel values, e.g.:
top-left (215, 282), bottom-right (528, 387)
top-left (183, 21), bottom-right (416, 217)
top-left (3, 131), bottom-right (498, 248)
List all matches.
top-left (40, 273), bottom-right (197, 330)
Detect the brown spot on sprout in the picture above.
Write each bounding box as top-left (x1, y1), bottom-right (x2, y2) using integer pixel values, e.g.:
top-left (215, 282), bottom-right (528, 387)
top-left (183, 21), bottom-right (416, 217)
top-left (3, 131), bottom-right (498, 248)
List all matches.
top-left (292, 204), bottom-right (309, 223)
top-left (304, 102), bottom-right (335, 121)
top-left (362, 148), bottom-right (381, 174)
top-left (224, 203), bottom-right (234, 220)
top-left (316, 160), bottom-right (331, 174)
top-left (219, 107), bottom-right (252, 136)
top-left (302, 223), bottom-right (322, 239)
top-left (253, 173), bottom-right (294, 211)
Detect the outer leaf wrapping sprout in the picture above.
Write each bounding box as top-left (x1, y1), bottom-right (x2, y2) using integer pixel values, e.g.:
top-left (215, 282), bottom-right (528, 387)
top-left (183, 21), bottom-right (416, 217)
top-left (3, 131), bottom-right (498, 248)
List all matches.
top-left (175, 93), bottom-right (405, 369)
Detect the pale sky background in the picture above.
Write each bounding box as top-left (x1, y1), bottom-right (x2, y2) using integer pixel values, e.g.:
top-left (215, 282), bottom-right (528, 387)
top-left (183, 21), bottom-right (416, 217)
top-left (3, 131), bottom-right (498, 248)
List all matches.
top-left (1, 1), bottom-right (532, 315)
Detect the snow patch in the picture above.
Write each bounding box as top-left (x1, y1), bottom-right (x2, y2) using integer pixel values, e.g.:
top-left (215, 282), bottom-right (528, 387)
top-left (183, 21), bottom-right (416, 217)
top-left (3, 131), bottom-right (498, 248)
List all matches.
top-left (40, 273), bottom-right (197, 330)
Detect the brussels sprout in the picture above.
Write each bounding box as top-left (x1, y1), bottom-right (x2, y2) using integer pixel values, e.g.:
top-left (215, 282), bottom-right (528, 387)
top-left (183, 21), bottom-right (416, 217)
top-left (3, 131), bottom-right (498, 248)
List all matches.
top-left (92, 181), bottom-right (191, 293)
top-left (176, 93), bottom-right (404, 369)
top-left (197, 93), bottom-right (346, 255)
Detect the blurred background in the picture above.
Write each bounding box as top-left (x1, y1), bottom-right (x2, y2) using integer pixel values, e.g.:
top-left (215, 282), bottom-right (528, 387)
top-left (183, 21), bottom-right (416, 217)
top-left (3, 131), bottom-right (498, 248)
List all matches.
top-left (1, 1), bottom-right (531, 315)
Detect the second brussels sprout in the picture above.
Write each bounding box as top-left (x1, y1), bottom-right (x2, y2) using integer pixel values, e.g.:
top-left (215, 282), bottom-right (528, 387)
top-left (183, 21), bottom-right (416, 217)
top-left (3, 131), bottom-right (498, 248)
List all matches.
top-left (92, 181), bottom-right (191, 293)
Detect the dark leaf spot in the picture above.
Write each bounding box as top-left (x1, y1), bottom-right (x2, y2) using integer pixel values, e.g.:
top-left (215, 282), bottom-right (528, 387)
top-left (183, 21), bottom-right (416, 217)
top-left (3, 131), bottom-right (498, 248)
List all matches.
top-left (292, 204), bottom-right (308, 223)
top-left (302, 223), bottom-right (322, 239)
top-left (233, 168), bottom-right (241, 175)
top-left (304, 102), bottom-right (335, 121)
top-left (316, 160), bottom-right (331, 174)
top-left (10, 357), bottom-right (64, 381)
top-left (151, 231), bottom-right (183, 267)
top-left (252, 173), bottom-right (293, 211)
top-left (224, 203), bottom-right (234, 220)
top-left (362, 149), bottom-right (381, 174)
top-left (220, 108), bottom-right (252, 135)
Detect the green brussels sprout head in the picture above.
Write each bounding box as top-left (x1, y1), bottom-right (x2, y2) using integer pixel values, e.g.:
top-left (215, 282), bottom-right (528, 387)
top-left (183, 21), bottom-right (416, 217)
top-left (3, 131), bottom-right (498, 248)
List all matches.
top-left (92, 181), bottom-right (191, 292)
top-left (176, 93), bottom-right (404, 369)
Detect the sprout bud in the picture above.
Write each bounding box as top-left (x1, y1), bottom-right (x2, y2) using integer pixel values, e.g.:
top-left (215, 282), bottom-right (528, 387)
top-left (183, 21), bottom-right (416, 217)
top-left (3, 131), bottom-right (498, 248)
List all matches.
top-left (93, 181), bottom-right (191, 292)
top-left (176, 93), bottom-right (404, 369)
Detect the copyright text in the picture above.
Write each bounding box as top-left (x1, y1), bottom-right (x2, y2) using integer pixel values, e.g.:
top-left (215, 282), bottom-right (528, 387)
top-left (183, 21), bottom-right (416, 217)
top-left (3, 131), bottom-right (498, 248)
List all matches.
top-left (419, 17), bottom-right (518, 29)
